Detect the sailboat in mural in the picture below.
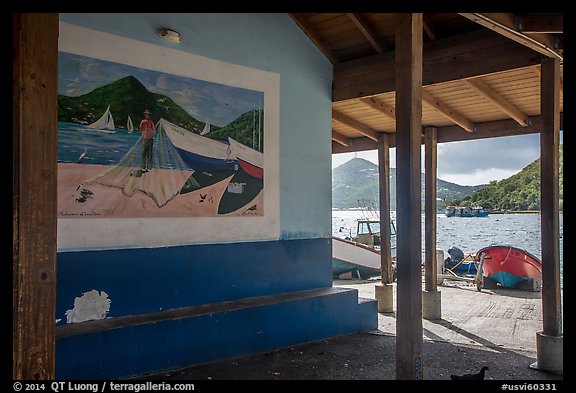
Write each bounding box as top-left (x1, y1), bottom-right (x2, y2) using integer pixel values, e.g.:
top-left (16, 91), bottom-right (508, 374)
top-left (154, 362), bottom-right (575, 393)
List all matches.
top-left (127, 115), bottom-right (134, 132)
top-left (199, 119), bottom-right (211, 135)
top-left (88, 104), bottom-right (116, 133)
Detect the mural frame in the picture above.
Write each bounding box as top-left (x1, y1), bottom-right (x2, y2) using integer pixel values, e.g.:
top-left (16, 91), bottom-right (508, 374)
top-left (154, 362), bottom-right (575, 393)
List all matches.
top-left (57, 22), bottom-right (280, 250)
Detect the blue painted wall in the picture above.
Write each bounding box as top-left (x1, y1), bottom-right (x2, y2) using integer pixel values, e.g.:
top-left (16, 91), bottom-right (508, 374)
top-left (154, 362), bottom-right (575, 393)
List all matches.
top-left (59, 13), bottom-right (333, 240)
top-left (56, 239), bottom-right (332, 321)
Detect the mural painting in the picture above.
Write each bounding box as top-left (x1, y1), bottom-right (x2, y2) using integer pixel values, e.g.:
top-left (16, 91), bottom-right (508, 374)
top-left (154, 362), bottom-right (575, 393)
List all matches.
top-left (57, 52), bottom-right (264, 218)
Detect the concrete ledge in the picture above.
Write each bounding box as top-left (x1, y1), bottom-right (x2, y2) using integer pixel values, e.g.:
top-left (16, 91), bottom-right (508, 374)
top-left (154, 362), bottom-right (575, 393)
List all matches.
top-left (56, 287), bottom-right (375, 379)
top-left (531, 332), bottom-right (563, 375)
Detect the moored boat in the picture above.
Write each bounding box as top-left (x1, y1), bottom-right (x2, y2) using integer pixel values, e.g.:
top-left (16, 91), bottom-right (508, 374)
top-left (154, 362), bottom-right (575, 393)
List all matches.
top-left (445, 205), bottom-right (489, 217)
top-left (332, 218), bottom-right (397, 279)
top-left (474, 244), bottom-right (542, 289)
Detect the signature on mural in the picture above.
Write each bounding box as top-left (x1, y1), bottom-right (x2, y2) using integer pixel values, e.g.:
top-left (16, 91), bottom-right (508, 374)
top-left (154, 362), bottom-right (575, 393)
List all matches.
top-left (57, 52), bottom-right (265, 218)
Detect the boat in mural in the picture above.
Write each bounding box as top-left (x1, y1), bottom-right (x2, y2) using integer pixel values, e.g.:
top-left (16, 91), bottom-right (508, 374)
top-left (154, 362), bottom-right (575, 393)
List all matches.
top-left (228, 137), bottom-right (263, 179)
top-left (474, 244), bottom-right (542, 289)
top-left (87, 104), bottom-right (116, 133)
top-left (445, 205), bottom-right (489, 217)
top-left (160, 118), bottom-right (238, 173)
top-left (332, 219), bottom-right (397, 279)
top-left (127, 115), bottom-right (134, 132)
top-left (199, 120), bottom-right (211, 136)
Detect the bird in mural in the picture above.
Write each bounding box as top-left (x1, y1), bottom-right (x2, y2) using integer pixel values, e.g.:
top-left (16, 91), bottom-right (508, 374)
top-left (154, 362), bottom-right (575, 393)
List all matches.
top-left (450, 366), bottom-right (489, 380)
top-left (78, 147), bottom-right (87, 163)
top-left (199, 193), bottom-right (207, 202)
top-left (80, 188), bottom-right (94, 199)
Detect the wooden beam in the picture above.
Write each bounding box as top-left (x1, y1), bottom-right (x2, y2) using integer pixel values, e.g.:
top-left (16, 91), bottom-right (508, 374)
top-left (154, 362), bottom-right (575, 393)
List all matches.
top-left (13, 13), bottom-right (59, 380)
top-left (331, 112), bottom-right (563, 153)
top-left (423, 13), bottom-right (437, 40)
top-left (332, 109), bottom-right (380, 141)
top-left (458, 13), bottom-right (562, 61)
top-left (395, 12), bottom-right (423, 381)
top-left (332, 130), bottom-right (349, 146)
top-left (518, 14), bottom-right (563, 33)
top-left (422, 89), bottom-right (475, 132)
top-left (378, 133), bottom-right (393, 284)
top-left (333, 29), bottom-right (540, 102)
top-left (540, 57), bottom-right (562, 337)
top-left (424, 127), bottom-right (437, 292)
top-left (289, 13), bottom-right (338, 63)
top-left (347, 13), bottom-right (385, 53)
top-left (465, 78), bottom-right (529, 126)
top-left (359, 97), bottom-right (396, 121)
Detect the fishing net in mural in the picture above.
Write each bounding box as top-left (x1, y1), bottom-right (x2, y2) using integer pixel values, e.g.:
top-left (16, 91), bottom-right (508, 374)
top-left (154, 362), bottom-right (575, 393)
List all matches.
top-left (81, 122), bottom-right (200, 208)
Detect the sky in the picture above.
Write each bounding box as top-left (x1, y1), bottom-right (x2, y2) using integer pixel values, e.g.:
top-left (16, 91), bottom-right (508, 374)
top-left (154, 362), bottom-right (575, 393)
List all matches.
top-left (332, 132), bottom-right (564, 186)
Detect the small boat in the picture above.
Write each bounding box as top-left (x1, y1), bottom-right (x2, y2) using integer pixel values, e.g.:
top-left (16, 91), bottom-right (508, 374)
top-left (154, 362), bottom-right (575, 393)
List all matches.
top-left (445, 205), bottom-right (489, 217)
top-left (332, 237), bottom-right (381, 279)
top-left (474, 244), bottom-right (542, 289)
top-left (332, 219), bottom-right (397, 279)
top-left (87, 104), bottom-right (116, 133)
top-left (160, 118), bottom-right (238, 173)
top-left (228, 137), bottom-right (263, 179)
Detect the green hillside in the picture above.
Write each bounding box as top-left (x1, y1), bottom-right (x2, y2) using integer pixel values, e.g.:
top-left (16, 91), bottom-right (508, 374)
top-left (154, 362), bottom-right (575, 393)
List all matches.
top-left (454, 144), bottom-right (563, 211)
top-left (332, 157), bottom-right (486, 210)
top-left (58, 75), bottom-right (263, 145)
top-left (208, 109), bottom-right (264, 152)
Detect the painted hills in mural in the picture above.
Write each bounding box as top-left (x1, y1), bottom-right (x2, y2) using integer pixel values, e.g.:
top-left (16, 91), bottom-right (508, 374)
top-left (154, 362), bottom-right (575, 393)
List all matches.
top-left (58, 75), bottom-right (264, 149)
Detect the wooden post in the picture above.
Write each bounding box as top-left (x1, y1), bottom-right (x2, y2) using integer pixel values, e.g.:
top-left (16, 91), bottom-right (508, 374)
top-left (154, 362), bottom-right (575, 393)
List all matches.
top-left (378, 133), bottom-right (393, 284)
top-left (540, 57), bottom-right (562, 337)
top-left (13, 13), bottom-right (59, 380)
top-left (424, 127), bottom-right (437, 291)
top-left (395, 13), bottom-right (424, 380)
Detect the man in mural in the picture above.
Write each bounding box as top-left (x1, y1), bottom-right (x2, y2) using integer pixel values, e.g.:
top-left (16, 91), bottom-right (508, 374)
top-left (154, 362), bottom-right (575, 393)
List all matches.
top-left (139, 109), bottom-right (156, 172)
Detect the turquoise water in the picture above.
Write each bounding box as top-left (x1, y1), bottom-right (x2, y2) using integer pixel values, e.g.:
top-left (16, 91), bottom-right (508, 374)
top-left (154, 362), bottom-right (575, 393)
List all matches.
top-left (58, 122), bottom-right (141, 165)
top-left (333, 210), bottom-right (563, 285)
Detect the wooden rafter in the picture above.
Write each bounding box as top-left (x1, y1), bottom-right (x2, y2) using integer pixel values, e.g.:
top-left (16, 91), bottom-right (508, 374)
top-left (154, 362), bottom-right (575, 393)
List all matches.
top-left (332, 130), bottom-right (349, 146)
top-left (333, 29), bottom-right (540, 102)
top-left (332, 113), bottom-right (563, 153)
top-left (422, 90), bottom-right (474, 132)
top-left (332, 109), bottom-right (380, 141)
top-left (288, 13), bottom-right (338, 63)
top-left (465, 78), bottom-right (529, 126)
top-left (347, 13), bottom-right (385, 53)
top-left (458, 13), bottom-right (562, 61)
top-left (358, 97), bottom-right (396, 121)
top-left (517, 14), bottom-right (562, 33)
top-left (423, 14), bottom-right (437, 40)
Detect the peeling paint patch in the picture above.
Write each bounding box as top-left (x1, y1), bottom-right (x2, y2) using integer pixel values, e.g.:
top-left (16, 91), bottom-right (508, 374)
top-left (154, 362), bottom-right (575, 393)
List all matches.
top-left (65, 290), bottom-right (111, 323)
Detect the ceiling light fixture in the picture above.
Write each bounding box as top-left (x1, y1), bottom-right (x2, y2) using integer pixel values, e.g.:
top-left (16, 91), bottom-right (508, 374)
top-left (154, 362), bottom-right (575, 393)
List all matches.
top-left (157, 28), bottom-right (182, 43)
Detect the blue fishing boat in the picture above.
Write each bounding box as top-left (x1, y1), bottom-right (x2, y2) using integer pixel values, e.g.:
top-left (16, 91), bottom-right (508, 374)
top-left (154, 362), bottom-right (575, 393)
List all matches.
top-left (445, 205), bottom-right (489, 217)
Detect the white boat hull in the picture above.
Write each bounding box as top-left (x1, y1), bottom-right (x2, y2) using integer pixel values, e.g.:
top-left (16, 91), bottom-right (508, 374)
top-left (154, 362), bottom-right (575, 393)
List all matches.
top-left (332, 236), bottom-right (381, 279)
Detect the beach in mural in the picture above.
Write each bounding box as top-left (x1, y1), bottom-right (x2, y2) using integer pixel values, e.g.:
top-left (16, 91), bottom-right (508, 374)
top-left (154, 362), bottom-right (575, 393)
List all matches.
top-left (57, 52), bottom-right (264, 218)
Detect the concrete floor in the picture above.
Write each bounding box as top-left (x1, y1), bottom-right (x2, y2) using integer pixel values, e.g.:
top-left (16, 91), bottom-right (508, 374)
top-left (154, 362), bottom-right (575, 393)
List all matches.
top-left (337, 278), bottom-right (545, 352)
top-left (132, 279), bottom-right (563, 382)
